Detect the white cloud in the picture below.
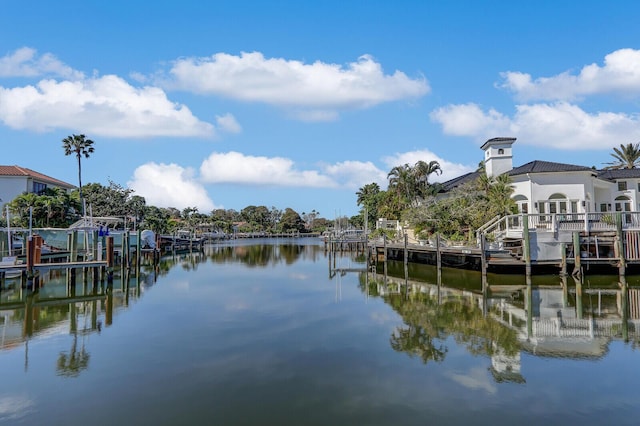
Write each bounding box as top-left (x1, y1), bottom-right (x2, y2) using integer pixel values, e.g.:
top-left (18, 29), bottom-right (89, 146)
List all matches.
top-left (382, 149), bottom-right (475, 182)
top-left (430, 103), bottom-right (511, 137)
top-left (200, 151), bottom-right (338, 187)
top-left (0, 394), bottom-right (34, 421)
top-left (430, 101), bottom-right (640, 150)
top-left (200, 152), bottom-right (395, 189)
top-left (128, 163), bottom-right (216, 211)
top-left (163, 52), bottom-right (429, 120)
top-left (0, 47), bottom-right (84, 79)
top-left (499, 48), bottom-right (640, 101)
top-left (447, 367), bottom-right (497, 394)
top-left (0, 75), bottom-right (214, 137)
top-left (215, 113), bottom-right (241, 133)
top-left (321, 160), bottom-right (388, 189)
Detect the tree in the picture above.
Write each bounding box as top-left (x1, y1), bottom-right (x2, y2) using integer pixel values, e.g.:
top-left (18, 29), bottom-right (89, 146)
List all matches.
top-left (62, 134), bottom-right (95, 202)
top-left (82, 181), bottom-right (133, 217)
top-left (356, 182), bottom-right (382, 229)
top-left (280, 208), bottom-right (305, 232)
top-left (604, 142), bottom-right (640, 169)
top-left (387, 164), bottom-right (414, 209)
top-left (413, 160), bottom-right (442, 186)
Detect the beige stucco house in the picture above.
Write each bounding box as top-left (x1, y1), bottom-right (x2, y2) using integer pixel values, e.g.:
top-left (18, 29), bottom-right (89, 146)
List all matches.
top-left (0, 165), bottom-right (75, 207)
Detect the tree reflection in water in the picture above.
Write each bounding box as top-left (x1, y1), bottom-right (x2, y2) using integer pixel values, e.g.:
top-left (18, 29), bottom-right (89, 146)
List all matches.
top-left (361, 277), bottom-right (521, 365)
top-left (56, 334), bottom-right (90, 378)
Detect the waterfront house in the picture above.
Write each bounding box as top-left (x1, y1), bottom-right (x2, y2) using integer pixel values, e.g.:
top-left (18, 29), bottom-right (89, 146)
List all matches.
top-left (438, 138), bottom-right (640, 267)
top-left (0, 165), bottom-right (75, 207)
top-left (442, 137), bottom-right (640, 217)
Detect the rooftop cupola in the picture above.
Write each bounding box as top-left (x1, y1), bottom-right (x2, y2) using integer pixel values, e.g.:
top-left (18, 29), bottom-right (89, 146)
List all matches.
top-left (480, 137), bottom-right (516, 178)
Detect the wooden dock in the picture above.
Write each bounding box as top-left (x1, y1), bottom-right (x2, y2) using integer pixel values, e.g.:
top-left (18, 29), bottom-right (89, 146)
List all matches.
top-left (371, 237), bottom-right (632, 275)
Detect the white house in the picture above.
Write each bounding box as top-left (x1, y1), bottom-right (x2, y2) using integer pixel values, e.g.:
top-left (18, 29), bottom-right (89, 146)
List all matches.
top-left (0, 165), bottom-right (75, 207)
top-left (442, 137), bottom-right (640, 216)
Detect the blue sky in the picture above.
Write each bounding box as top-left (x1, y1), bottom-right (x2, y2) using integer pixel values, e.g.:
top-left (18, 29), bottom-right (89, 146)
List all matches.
top-left (2, 1), bottom-right (640, 218)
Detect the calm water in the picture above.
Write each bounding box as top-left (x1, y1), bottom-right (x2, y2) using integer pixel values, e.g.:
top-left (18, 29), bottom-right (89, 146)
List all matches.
top-left (1, 238), bottom-right (639, 425)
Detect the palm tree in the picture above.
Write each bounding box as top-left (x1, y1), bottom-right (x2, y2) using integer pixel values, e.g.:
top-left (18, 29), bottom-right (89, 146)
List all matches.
top-left (62, 134), bottom-right (95, 201)
top-left (356, 183), bottom-right (380, 207)
top-left (414, 160), bottom-right (442, 185)
top-left (487, 174), bottom-right (517, 215)
top-left (604, 142), bottom-right (640, 169)
top-left (413, 160), bottom-right (442, 199)
top-left (387, 164), bottom-right (414, 209)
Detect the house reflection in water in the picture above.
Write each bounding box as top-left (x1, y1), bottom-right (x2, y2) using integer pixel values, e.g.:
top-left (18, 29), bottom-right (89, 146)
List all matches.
top-left (368, 270), bottom-right (639, 383)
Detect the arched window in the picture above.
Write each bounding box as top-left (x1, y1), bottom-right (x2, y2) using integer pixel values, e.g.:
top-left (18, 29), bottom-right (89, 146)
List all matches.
top-left (498, 148), bottom-right (504, 155)
top-left (513, 195), bottom-right (528, 214)
top-left (537, 193), bottom-right (578, 219)
top-left (615, 195), bottom-right (632, 222)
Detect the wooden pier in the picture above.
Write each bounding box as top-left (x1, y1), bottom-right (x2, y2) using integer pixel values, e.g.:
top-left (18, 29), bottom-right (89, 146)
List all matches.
top-left (0, 232), bottom-right (135, 288)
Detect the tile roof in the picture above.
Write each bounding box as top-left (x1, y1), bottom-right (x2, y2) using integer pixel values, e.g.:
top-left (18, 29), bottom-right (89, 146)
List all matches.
top-left (507, 160), bottom-right (594, 176)
top-left (596, 168), bottom-right (640, 180)
top-left (0, 165), bottom-right (75, 188)
top-left (480, 137), bottom-right (517, 150)
top-left (439, 171), bottom-right (480, 192)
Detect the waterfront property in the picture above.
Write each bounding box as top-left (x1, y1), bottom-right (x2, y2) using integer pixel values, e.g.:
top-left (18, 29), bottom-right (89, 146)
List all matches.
top-left (442, 137), bottom-right (640, 216)
top-left (370, 137), bottom-right (640, 275)
top-left (0, 165), bottom-right (75, 205)
top-left (372, 212), bottom-right (640, 275)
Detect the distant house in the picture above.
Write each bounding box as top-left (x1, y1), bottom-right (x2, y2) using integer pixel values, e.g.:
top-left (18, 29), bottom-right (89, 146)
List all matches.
top-left (0, 165), bottom-right (75, 206)
top-left (440, 137), bottom-right (640, 215)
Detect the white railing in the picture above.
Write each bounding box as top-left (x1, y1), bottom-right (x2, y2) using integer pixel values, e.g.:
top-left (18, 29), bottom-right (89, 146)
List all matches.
top-left (481, 212), bottom-right (640, 239)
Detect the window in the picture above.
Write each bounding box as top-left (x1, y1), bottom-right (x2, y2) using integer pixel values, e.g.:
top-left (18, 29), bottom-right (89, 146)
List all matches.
top-left (618, 181), bottom-right (628, 191)
top-left (600, 203), bottom-right (608, 212)
top-left (498, 148), bottom-right (504, 155)
top-left (33, 182), bottom-right (47, 194)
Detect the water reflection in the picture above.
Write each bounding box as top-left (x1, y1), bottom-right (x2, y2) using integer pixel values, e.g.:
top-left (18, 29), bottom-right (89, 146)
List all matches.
top-left (0, 241), bottom-right (638, 425)
top-left (0, 263), bottom-right (159, 375)
top-left (205, 239), bottom-right (325, 266)
top-left (0, 243), bottom-right (324, 377)
top-left (365, 260), bottom-right (639, 384)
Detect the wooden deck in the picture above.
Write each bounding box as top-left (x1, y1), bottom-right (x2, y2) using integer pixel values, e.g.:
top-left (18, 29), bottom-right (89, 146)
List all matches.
top-left (0, 260), bottom-right (108, 277)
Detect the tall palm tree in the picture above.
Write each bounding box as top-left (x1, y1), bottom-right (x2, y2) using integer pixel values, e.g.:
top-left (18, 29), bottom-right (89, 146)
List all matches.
top-left (62, 134), bottom-right (95, 201)
top-left (604, 142), bottom-right (640, 169)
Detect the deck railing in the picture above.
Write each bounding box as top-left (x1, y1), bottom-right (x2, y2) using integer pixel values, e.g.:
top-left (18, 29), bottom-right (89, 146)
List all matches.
top-left (483, 212), bottom-right (640, 240)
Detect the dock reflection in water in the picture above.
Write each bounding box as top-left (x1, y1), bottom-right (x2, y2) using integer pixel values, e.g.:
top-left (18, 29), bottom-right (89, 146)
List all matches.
top-left (0, 240), bottom-right (638, 425)
top-left (368, 261), bottom-right (640, 387)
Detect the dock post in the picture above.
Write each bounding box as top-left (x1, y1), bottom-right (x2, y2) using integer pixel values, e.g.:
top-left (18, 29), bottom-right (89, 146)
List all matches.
top-left (572, 232), bottom-right (581, 276)
top-left (26, 236), bottom-right (35, 277)
top-left (383, 234), bottom-right (387, 260)
top-left (436, 233), bottom-right (442, 275)
top-left (106, 236), bottom-right (114, 284)
top-left (70, 230), bottom-right (78, 262)
top-left (480, 233), bottom-right (487, 278)
top-left (560, 243), bottom-right (567, 276)
top-left (136, 229), bottom-right (142, 269)
top-left (616, 213), bottom-right (626, 278)
top-left (526, 274), bottom-right (533, 339)
top-left (92, 230), bottom-right (99, 262)
top-left (523, 215), bottom-right (531, 278)
top-left (620, 275), bottom-right (629, 342)
top-left (403, 233), bottom-right (408, 267)
top-left (574, 275), bottom-right (583, 320)
top-left (403, 233), bottom-right (409, 287)
top-left (383, 234), bottom-right (387, 278)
